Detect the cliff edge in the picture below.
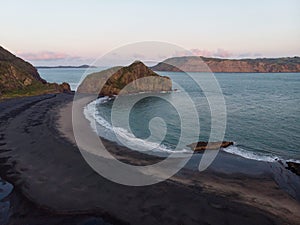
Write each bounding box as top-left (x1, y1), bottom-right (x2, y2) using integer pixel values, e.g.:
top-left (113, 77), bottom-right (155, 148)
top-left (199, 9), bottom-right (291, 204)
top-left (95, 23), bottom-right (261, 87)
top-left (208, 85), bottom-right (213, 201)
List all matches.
top-left (0, 46), bottom-right (71, 99)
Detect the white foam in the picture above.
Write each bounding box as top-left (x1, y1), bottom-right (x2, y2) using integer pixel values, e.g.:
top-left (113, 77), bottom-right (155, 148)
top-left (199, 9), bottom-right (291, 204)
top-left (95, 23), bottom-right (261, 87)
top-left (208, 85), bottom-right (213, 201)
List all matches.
top-left (84, 99), bottom-right (190, 154)
top-left (286, 159), bottom-right (300, 164)
top-left (222, 145), bottom-right (300, 164)
top-left (95, 96), bottom-right (110, 104)
top-left (222, 145), bottom-right (278, 162)
top-left (84, 98), bottom-right (300, 163)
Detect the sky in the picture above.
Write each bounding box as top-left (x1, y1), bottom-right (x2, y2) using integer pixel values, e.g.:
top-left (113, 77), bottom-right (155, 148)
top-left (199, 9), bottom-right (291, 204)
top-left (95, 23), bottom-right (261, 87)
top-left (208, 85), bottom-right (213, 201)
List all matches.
top-left (0, 0), bottom-right (299, 66)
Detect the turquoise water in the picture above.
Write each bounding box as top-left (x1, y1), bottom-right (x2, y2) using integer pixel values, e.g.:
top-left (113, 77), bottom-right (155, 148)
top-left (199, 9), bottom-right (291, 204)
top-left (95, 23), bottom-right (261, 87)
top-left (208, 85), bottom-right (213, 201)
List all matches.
top-left (39, 68), bottom-right (300, 162)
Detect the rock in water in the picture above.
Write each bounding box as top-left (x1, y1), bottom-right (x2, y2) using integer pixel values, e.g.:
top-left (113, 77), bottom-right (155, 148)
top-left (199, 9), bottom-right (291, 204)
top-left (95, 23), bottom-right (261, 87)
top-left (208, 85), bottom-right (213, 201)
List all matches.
top-left (77, 61), bottom-right (172, 96)
top-left (187, 141), bottom-right (234, 152)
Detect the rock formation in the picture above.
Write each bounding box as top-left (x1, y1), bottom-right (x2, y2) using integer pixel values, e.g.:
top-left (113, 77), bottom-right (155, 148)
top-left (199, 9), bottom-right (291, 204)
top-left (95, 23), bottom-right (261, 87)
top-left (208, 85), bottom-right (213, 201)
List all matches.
top-left (151, 56), bottom-right (300, 73)
top-left (0, 46), bottom-right (71, 98)
top-left (188, 141), bottom-right (234, 152)
top-left (77, 61), bottom-right (172, 96)
top-left (286, 161), bottom-right (300, 176)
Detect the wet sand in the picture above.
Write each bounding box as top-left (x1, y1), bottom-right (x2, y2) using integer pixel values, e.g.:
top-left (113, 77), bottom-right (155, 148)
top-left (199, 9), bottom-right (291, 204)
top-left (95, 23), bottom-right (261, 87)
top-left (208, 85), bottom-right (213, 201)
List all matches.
top-left (0, 93), bottom-right (300, 224)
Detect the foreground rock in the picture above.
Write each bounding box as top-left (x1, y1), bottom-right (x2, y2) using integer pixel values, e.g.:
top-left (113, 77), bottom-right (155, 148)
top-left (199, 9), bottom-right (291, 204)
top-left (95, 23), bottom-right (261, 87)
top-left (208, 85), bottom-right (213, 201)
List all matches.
top-left (0, 46), bottom-right (71, 99)
top-left (151, 56), bottom-right (300, 73)
top-left (77, 61), bottom-right (172, 96)
top-left (286, 161), bottom-right (300, 176)
top-left (188, 141), bottom-right (234, 152)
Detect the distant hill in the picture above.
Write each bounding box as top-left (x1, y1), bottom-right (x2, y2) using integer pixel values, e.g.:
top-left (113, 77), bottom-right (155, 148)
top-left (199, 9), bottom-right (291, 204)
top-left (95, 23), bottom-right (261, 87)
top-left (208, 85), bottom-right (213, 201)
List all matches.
top-left (36, 65), bottom-right (97, 69)
top-left (77, 61), bottom-right (172, 96)
top-left (0, 46), bottom-right (71, 99)
top-left (151, 56), bottom-right (300, 73)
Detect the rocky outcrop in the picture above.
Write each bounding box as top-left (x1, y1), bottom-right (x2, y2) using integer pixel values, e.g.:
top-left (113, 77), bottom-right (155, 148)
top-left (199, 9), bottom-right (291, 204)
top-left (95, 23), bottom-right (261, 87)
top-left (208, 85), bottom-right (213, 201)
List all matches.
top-left (286, 161), bottom-right (300, 176)
top-left (152, 56), bottom-right (300, 73)
top-left (47, 82), bottom-right (72, 93)
top-left (187, 141), bottom-right (234, 152)
top-left (77, 61), bottom-right (172, 96)
top-left (0, 46), bottom-right (71, 98)
top-left (77, 66), bottom-right (123, 94)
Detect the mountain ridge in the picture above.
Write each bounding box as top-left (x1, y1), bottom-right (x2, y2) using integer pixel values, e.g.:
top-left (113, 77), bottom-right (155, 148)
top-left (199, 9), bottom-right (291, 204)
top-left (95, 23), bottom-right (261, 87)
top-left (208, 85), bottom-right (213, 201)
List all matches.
top-left (151, 56), bottom-right (300, 72)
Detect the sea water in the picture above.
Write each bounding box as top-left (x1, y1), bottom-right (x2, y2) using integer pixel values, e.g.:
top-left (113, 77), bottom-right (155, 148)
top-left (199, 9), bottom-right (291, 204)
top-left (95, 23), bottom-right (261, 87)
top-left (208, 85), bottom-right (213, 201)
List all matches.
top-left (39, 69), bottom-right (300, 163)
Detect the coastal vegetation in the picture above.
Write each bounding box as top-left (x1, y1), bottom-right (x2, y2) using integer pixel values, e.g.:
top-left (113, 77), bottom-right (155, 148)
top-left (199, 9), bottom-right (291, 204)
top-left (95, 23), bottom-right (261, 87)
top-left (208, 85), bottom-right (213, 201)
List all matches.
top-left (0, 46), bottom-right (71, 100)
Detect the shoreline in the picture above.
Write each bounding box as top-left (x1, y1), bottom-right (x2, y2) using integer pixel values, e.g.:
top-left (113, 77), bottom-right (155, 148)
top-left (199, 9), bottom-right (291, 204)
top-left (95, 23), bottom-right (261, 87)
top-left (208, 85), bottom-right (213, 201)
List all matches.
top-left (0, 93), bottom-right (299, 224)
top-left (85, 93), bottom-right (300, 165)
top-left (84, 95), bottom-right (300, 172)
top-left (70, 97), bottom-right (300, 200)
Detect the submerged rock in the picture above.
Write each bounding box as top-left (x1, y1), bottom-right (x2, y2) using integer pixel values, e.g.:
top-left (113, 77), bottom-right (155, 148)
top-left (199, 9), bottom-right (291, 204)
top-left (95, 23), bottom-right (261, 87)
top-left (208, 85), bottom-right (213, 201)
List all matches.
top-left (187, 141), bottom-right (234, 152)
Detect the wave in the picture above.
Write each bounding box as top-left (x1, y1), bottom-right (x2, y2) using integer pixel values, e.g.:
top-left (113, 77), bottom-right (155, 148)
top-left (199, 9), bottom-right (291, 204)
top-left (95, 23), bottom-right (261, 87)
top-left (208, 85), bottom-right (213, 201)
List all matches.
top-left (222, 144), bottom-right (300, 164)
top-left (84, 97), bottom-right (300, 164)
top-left (84, 98), bottom-right (190, 154)
top-left (83, 97), bottom-right (110, 132)
top-left (222, 145), bottom-right (278, 162)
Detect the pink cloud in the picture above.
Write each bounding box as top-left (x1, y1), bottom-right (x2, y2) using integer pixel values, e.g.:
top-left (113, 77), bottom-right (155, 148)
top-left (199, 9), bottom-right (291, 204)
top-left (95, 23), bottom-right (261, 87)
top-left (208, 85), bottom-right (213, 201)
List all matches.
top-left (190, 48), bottom-right (234, 58)
top-left (189, 49), bottom-right (213, 57)
top-left (173, 48), bottom-right (262, 59)
top-left (18, 51), bottom-right (72, 61)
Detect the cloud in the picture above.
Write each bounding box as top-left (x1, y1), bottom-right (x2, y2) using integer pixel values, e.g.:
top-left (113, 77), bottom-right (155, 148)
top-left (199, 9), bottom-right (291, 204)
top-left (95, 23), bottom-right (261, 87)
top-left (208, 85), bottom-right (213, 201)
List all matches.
top-left (18, 51), bottom-right (77, 61)
top-left (189, 48), bottom-right (234, 58)
top-left (15, 50), bottom-right (96, 66)
top-left (172, 48), bottom-right (233, 58)
top-left (173, 48), bottom-right (263, 59)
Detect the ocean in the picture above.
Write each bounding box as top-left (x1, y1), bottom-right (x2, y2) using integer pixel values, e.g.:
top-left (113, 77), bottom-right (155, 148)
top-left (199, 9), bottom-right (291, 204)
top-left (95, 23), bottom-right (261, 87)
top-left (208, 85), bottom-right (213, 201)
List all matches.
top-left (39, 68), bottom-right (300, 163)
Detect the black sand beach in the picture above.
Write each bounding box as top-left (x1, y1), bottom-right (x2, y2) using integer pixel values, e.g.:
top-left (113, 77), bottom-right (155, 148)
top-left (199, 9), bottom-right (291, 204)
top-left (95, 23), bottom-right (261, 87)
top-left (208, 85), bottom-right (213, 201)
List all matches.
top-left (0, 93), bottom-right (300, 225)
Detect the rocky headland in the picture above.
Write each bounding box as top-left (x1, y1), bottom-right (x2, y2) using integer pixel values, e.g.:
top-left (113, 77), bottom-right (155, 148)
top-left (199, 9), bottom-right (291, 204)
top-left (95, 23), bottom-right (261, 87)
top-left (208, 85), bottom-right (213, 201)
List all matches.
top-left (151, 56), bottom-right (300, 73)
top-left (0, 46), bottom-right (71, 99)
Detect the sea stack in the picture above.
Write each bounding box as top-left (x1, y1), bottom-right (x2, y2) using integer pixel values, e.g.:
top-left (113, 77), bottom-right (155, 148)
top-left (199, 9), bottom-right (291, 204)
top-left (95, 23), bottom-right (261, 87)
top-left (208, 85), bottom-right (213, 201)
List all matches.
top-left (77, 61), bottom-right (172, 96)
